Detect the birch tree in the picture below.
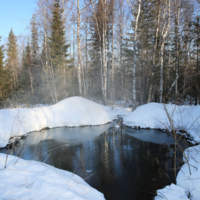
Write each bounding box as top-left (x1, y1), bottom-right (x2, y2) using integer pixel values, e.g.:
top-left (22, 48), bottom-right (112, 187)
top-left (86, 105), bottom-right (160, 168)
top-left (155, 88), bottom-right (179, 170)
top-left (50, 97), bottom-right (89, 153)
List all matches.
top-left (126, 0), bottom-right (141, 109)
top-left (159, 0), bottom-right (171, 103)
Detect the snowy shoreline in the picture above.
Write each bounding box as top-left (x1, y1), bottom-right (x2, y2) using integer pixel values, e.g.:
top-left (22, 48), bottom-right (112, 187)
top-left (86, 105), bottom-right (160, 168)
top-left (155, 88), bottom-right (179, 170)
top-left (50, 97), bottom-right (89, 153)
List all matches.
top-left (0, 96), bottom-right (130, 148)
top-left (0, 153), bottom-right (106, 200)
top-left (123, 103), bottom-right (200, 144)
top-left (0, 97), bottom-right (131, 199)
top-left (1, 98), bottom-right (200, 199)
top-left (123, 103), bottom-right (200, 200)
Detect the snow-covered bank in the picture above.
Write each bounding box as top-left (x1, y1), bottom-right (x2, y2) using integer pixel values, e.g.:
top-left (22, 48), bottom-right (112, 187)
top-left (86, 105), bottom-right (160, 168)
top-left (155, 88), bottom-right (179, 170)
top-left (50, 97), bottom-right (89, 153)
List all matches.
top-left (123, 103), bottom-right (200, 200)
top-left (123, 103), bottom-right (200, 143)
top-left (155, 145), bottom-right (200, 200)
top-left (0, 153), bottom-right (105, 200)
top-left (0, 96), bottom-right (130, 148)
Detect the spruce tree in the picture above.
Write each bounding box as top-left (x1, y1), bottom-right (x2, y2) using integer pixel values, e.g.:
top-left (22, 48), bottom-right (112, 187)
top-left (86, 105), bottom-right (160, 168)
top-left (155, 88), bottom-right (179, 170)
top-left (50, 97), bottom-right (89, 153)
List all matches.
top-left (18, 43), bottom-right (32, 103)
top-left (0, 37), bottom-right (12, 107)
top-left (42, 0), bottom-right (72, 103)
top-left (49, 0), bottom-right (69, 69)
top-left (6, 29), bottom-right (19, 89)
top-left (30, 14), bottom-right (41, 101)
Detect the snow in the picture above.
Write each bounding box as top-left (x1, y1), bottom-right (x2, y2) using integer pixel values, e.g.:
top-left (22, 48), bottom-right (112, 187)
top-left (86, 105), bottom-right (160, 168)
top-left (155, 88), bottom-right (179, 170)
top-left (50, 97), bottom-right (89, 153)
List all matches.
top-left (154, 184), bottom-right (189, 200)
top-left (0, 153), bottom-right (105, 200)
top-left (155, 145), bottom-right (200, 200)
top-left (176, 145), bottom-right (200, 200)
top-left (124, 103), bottom-right (200, 200)
top-left (123, 103), bottom-right (200, 143)
top-left (0, 96), bottom-right (130, 148)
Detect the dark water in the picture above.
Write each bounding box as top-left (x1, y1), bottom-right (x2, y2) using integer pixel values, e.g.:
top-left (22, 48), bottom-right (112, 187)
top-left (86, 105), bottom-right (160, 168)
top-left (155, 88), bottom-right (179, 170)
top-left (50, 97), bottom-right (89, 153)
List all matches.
top-left (0, 120), bottom-right (188, 200)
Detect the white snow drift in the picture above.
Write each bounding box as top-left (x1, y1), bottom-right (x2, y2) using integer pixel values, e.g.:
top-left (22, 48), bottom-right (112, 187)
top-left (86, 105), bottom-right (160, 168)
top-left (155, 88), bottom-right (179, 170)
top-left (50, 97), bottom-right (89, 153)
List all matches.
top-left (123, 103), bottom-right (200, 143)
top-left (0, 96), bottom-right (129, 148)
top-left (0, 153), bottom-right (105, 200)
top-left (123, 103), bottom-right (200, 200)
top-left (154, 184), bottom-right (189, 200)
top-left (176, 145), bottom-right (200, 200)
top-left (155, 145), bottom-right (200, 200)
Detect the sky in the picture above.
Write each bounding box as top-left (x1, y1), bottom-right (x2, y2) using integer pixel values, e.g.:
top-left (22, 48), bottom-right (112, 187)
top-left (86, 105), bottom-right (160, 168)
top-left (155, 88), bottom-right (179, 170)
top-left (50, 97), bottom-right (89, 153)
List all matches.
top-left (0, 0), bottom-right (37, 42)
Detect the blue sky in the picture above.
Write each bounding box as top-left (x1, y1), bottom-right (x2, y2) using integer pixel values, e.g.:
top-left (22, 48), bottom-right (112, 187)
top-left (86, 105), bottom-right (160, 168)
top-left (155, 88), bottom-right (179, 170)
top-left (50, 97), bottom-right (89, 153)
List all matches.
top-left (0, 0), bottom-right (37, 41)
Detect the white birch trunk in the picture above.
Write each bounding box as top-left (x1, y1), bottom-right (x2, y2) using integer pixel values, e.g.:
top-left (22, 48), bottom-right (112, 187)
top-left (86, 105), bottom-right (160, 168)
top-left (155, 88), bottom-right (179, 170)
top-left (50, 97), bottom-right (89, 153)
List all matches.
top-left (112, 9), bottom-right (115, 104)
top-left (77, 0), bottom-right (82, 96)
top-left (132, 0), bottom-right (141, 109)
top-left (175, 0), bottom-right (180, 96)
top-left (159, 0), bottom-right (170, 103)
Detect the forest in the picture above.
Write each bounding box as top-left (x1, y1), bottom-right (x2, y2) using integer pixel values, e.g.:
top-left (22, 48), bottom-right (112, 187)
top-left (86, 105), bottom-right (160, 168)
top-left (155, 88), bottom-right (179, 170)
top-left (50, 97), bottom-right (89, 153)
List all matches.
top-left (0, 0), bottom-right (199, 108)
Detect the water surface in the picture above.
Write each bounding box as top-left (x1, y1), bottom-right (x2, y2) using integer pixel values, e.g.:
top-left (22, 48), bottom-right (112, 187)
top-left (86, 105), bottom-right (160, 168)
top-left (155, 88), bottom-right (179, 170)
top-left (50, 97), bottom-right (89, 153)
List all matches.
top-left (0, 120), bottom-right (187, 200)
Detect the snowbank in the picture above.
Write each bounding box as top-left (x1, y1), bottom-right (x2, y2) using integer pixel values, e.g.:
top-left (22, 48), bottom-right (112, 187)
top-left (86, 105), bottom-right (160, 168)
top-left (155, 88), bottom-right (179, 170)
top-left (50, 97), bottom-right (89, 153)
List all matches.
top-left (0, 96), bottom-right (130, 148)
top-left (176, 145), bottom-right (200, 200)
top-left (155, 145), bottom-right (200, 200)
top-left (123, 103), bottom-right (200, 143)
top-left (154, 184), bottom-right (189, 200)
top-left (0, 153), bottom-right (105, 200)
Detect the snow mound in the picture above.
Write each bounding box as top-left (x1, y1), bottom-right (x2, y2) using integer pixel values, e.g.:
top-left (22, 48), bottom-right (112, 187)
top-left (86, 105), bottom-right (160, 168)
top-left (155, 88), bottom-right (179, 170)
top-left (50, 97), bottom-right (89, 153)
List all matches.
top-left (123, 103), bottom-right (200, 143)
top-left (0, 96), bottom-right (115, 148)
top-left (155, 145), bottom-right (200, 200)
top-left (0, 153), bottom-right (105, 200)
top-left (154, 183), bottom-right (189, 200)
top-left (176, 145), bottom-right (200, 200)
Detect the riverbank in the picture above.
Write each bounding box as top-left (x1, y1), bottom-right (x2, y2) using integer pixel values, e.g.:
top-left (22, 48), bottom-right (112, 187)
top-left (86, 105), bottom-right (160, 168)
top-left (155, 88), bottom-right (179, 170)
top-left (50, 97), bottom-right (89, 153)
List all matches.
top-left (122, 103), bottom-right (200, 200)
top-left (0, 96), bottom-right (130, 148)
top-left (155, 145), bottom-right (200, 200)
top-left (0, 153), bottom-right (105, 200)
top-left (123, 103), bottom-right (200, 144)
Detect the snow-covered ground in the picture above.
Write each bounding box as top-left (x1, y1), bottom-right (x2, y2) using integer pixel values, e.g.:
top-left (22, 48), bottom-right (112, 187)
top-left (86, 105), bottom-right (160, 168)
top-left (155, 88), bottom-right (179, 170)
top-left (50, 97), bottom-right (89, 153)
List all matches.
top-left (155, 145), bottom-right (200, 200)
top-left (2, 99), bottom-right (200, 200)
top-left (123, 103), bottom-right (200, 200)
top-left (0, 96), bottom-right (130, 148)
top-left (123, 103), bottom-right (200, 143)
top-left (0, 97), bottom-right (130, 200)
top-left (0, 153), bottom-right (105, 200)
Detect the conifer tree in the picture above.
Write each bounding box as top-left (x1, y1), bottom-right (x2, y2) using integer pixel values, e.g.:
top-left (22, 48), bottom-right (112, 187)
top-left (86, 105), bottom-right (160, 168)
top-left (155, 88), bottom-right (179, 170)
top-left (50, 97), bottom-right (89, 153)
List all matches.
top-left (6, 29), bottom-right (19, 89)
top-left (18, 43), bottom-right (32, 103)
top-left (31, 14), bottom-right (39, 61)
top-left (49, 0), bottom-right (69, 69)
top-left (30, 14), bottom-right (41, 100)
top-left (0, 37), bottom-right (12, 107)
top-left (38, 0), bottom-right (73, 103)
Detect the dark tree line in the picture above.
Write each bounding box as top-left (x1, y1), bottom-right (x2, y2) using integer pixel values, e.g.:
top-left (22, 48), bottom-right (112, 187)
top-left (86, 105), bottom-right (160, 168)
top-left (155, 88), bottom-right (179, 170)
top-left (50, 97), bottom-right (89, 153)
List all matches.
top-left (0, 0), bottom-right (200, 108)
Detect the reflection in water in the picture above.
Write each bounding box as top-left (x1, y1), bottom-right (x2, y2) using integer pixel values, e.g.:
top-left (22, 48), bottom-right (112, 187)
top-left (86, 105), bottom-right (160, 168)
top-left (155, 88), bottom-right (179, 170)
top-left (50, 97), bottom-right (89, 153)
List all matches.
top-left (0, 121), bottom-right (188, 200)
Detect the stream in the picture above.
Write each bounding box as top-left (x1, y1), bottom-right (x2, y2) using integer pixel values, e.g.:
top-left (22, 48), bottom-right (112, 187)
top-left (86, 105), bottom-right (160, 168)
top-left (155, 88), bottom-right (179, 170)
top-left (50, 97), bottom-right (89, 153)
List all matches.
top-left (0, 118), bottom-right (188, 200)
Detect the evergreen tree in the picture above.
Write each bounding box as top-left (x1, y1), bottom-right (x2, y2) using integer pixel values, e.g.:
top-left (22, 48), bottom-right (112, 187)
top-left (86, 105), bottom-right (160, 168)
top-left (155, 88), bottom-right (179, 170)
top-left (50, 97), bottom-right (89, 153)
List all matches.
top-left (39, 0), bottom-right (73, 103)
top-left (6, 29), bottom-right (19, 89)
top-left (190, 16), bottom-right (200, 104)
top-left (31, 14), bottom-right (39, 61)
top-left (49, 0), bottom-right (69, 69)
top-left (18, 43), bottom-right (32, 103)
top-left (0, 37), bottom-right (12, 107)
top-left (30, 14), bottom-right (42, 101)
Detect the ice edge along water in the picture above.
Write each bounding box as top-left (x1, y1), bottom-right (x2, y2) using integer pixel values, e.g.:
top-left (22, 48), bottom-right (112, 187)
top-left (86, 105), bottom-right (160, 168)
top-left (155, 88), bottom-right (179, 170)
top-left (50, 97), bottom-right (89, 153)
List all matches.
top-left (0, 96), bottom-right (130, 148)
top-left (0, 153), bottom-right (105, 200)
top-left (1, 97), bottom-right (200, 199)
top-left (0, 96), bottom-right (131, 200)
top-left (123, 103), bottom-right (200, 200)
